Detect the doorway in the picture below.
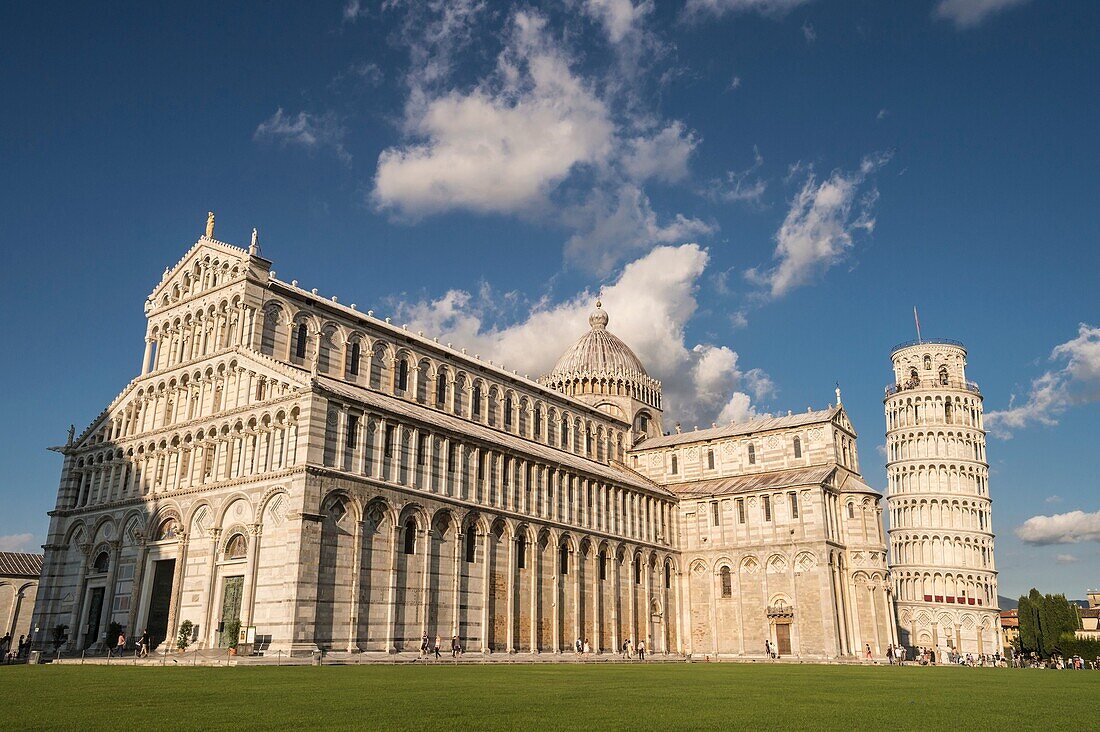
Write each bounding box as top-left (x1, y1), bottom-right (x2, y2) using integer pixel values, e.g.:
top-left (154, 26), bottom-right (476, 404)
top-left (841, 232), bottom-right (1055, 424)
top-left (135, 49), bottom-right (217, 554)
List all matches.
top-left (218, 576), bottom-right (244, 647)
top-left (775, 623), bottom-right (792, 656)
top-left (85, 587), bottom-right (105, 649)
top-left (146, 559), bottom-right (176, 649)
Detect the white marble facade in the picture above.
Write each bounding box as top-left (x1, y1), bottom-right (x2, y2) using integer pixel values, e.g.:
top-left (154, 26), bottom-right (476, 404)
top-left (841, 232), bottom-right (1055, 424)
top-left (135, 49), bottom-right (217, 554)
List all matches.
top-left (31, 221), bottom-right (898, 658)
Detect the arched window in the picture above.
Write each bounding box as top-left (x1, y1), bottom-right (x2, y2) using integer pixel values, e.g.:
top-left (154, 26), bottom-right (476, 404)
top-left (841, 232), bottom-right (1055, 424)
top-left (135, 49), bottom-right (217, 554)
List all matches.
top-left (670, 455), bottom-right (678, 474)
top-left (923, 355), bottom-right (932, 370)
top-left (396, 359), bottom-right (409, 392)
top-left (472, 386), bottom-right (482, 417)
top-left (436, 371), bottom-right (447, 406)
top-left (224, 533), bottom-right (247, 560)
top-left (847, 502), bottom-right (855, 519)
top-left (403, 518), bottom-right (417, 555)
top-left (560, 544), bottom-right (570, 575)
top-left (720, 566), bottom-right (732, 598)
top-left (793, 437), bottom-right (802, 459)
top-left (634, 559), bottom-right (642, 584)
top-left (516, 534), bottom-right (527, 570)
top-left (939, 366), bottom-right (949, 385)
top-left (155, 519), bottom-right (178, 541)
top-left (93, 551), bottom-right (110, 574)
top-left (534, 407), bottom-right (542, 437)
top-left (665, 563), bottom-right (671, 589)
top-left (349, 341), bottom-right (361, 376)
top-left (637, 412), bottom-right (649, 434)
top-left (295, 323), bottom-right (308, 359)
top-left (747, 444), bottom-right (756, 465)
top-left (465, 530), bottom-right (477, 563)
top-left (560, 418), bottom-right (568, 448)
top-left (599, 551), bottom-right (607, 581)
top-left (504, 397), bottom-right (513, 429)
top-left (945, 401), bottom-right (953, 424)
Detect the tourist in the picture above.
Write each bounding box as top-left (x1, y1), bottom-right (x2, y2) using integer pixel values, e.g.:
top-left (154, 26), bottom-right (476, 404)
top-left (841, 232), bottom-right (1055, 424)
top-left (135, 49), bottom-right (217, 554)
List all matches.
top-left (451, 635), bottom-right (461, 658)
top-left (886, 645), bottom-right (894, 665)
top-left (583, 638), bottom-right (591, 656)
top-left (575, 638), bottom-right (582, 654)
top-left (434, 635), bottom-right (442, 660)
top-left (764, 639), bottom-right (771, 659)
top-left (638, 639), bottom-right (646, 661)
top-left (116, 631), bottom-right (126, 654)
top-left (865, 643), bottom-right (872, 660)
top-left (621, 639), bottom-right (630, 659)
top-left (421, 634), bottom-right (429, 658)
top-left (17, 635), bottom-right (26, 658)
top-left (138, 629), bottom-right (149, 658)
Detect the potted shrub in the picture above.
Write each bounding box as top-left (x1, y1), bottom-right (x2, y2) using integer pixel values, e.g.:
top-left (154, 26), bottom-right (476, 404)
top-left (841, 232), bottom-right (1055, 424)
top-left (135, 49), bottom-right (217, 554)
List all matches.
top-left (224, 619), bottom-right (241, 656)
top-left (176, 620), bottom-right (194, 652)
top-left (50, 624), bottom-right (67, 652)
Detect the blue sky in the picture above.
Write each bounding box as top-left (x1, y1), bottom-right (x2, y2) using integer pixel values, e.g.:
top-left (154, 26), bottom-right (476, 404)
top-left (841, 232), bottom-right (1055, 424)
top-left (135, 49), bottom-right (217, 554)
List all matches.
top-left (1, 0), bottom-right (1097, 598)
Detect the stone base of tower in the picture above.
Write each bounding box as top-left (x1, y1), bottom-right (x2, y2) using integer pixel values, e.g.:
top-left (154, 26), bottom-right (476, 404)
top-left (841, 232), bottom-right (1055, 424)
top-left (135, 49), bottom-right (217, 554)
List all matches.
top-left (895, 602), bottom-right (1001, 657)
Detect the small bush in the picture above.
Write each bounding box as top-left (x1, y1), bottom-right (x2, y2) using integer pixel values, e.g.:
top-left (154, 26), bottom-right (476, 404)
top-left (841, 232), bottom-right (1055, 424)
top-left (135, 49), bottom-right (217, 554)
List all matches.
top-left (176, 620), bottom-right (194, 651)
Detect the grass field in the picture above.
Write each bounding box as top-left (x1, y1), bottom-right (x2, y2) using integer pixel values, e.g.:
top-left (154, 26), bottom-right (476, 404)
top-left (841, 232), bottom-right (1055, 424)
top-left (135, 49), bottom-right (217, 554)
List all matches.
top-left (1, 663), bottom-right (1098, 731)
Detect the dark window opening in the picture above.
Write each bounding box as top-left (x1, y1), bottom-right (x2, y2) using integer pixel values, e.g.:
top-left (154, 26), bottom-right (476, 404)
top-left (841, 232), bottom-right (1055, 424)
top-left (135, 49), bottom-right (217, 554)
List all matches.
top-left (720, 566), bottom-right (732, 598)
top-left (465, 530), bottom-right (477, 563)
top-left (763, 495), bottom-right (772, 522)
top-left (599, 552), bottom-right (607, 581)
top-left (349, 342), bottom-right (361, 376)
top-left (793, 437), bottom-right (802, 459)
top-left (559, 544), bottom-right (569, 575)
top-left (472, 387), bottom-right (482, 417)
top-left (707, 449), bottom-right (715, 470)
top-left (295, 323), bottom-right (308, 358)
top-left (504, 398), bottom-right (513, 428)
top-left (93, 551), bottom-right (110, 574)
top-left (790, 492), bottom-right (799, 519)
top-left (517, 535), bottom-right (527, 570)
top-left (346, 415), bottom-right (359, 446)
top-left (737, 498), bottom-right (746, 524)
top-left (670, 455), bottom-right (678, 474)
top-left (403, 519), bottom-right (416, 555)
top-left (396, 359), bottom-right (409, 391)
top-left (384, 425), bottom-right (395, 458)
top-left (711, 501), bottom-right (720, 526)
top-left (747, 443), bottom-right (756, 465)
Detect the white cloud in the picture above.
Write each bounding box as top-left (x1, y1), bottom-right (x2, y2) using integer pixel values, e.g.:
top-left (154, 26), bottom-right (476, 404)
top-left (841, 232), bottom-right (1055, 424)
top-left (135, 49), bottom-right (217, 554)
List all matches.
top-left (0, 533), bottom-right (34, 552)
top-left (745, 153), bottom-right (888, 299)
top-left (708, 146), bottom-right (767, 207)
top-left (563, 184), bottom-right (715, 273)
top-left (728, 75), bottom-right (742, 91)
top-left (934, 0), bottom-right (1030, 29)
top-left (253, 108), bottom-right (351, 165)
top-left (683, 0), bottom-right (812, 19)
top-left (986, 324), bottom-right (1100, 437)
top-left (394, 243), bottom-right (764, 428)
top-left (801, 21), bottom-right (817, 43)
top-left (583, 0), bottom-right (654, 45)
top-left (622, 122), bottom-right (698, 184)
top-left (374, 11), bottom-right (615, 216)
top-left (876, 108), bottom-right (890, 121)
top-left (1046, 495), bottom-right (1063, 504)
top-left (1016, 509), bottom-right (1100, 545)
top-left (1055, 554), bottom-right (1079, 564)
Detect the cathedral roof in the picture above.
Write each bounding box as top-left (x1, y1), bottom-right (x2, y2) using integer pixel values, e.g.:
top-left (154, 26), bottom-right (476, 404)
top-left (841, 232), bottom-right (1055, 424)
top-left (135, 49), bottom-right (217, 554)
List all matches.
top-left (0, 552), bottom-right (42, 578)
top-left (545, 302), bottom-right (648, 380)
top-left (634, 405), bottom-right (844, 450)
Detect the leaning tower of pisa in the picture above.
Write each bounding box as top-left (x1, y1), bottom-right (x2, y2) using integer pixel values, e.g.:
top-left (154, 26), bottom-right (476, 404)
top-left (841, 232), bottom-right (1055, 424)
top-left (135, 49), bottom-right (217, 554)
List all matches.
top-left (884, 338), bottom-right (1001, 657)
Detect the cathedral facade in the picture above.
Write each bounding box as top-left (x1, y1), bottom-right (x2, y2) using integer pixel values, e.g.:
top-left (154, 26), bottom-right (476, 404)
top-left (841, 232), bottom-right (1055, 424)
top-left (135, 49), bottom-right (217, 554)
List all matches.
top-left (30, 220), bottom-right (896, 658)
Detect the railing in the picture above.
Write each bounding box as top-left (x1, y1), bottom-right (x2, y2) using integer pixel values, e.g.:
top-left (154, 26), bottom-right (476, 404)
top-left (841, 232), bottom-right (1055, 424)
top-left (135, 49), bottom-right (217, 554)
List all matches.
top-left (885, 379), bottom-right (981, 396)
top-left (890, 338), bottom-right (966, 356)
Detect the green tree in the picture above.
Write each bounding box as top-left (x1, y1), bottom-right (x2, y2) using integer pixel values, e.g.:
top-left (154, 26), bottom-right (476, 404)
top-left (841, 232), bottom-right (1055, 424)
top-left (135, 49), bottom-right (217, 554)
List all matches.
top-left (176, 620), bottom-right (194, 651)
top-left (1016, 589), bottom-right (1080, 658)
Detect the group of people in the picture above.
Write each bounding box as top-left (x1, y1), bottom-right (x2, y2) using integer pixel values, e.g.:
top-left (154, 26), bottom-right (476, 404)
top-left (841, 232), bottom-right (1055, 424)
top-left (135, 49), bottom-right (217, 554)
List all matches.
top-left (618, 638), bottom-right (647, 660)
top-left (419, 635), bottom-right (464, 660)
top-left (1012, 652), bottom-right (1100, 670)
top-left (907, 647), bottom-right (1009, 667)
top-left (1, 633), bottom-right (29, 662)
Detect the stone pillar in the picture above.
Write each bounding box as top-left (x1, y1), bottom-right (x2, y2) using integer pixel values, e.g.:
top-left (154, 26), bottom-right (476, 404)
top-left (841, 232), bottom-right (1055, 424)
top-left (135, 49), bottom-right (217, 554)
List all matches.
top-left (611, 552), bottom-right (621, 653)
top-left (142, 338), bottom-right (154, 375)
top-left (451, 531), bottom-right (463, 638)
top-left (419, 528), bottom-right (432, 643)
top-left (384, 525), bottom-right (399, 653)
top-left (241, 524), bottom-right (262, 638)
top-left (100, 541), bottom-right (122, 644)
top-left (198, 526), bottom-right (221, 647)
top-left (347, 519), bottom-right (364, 652)
top-left (591, 551), bottom-right (601, 654)
top-left (481, 527), bottom-right (492, 654)
top-left (506, 535), bottom-right (517, 653)
top-left (529, 537), bottom-right (539, 653)
top-left (572, 547), bottom-right (581, 652)
top-left (164, 533), bottom-right (189, 649)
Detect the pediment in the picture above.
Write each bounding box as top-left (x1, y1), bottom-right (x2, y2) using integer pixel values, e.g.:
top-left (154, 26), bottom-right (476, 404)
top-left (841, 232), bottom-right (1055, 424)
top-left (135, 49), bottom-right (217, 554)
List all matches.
top-left (70, 346), bottom-right (310, 451)
top-left (147, 237), bottom-right (252, 307)
top-left (832, 406), bottom-right (856, 436)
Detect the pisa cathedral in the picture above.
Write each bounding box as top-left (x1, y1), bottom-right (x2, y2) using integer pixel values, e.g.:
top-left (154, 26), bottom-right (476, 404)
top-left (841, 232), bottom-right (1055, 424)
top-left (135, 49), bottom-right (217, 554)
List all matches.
top-left (29, 216), bottom-right (991, 659)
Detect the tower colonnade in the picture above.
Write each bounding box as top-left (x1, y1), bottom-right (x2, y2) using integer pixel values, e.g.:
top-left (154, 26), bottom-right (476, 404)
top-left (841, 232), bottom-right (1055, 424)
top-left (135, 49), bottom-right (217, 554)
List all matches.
top-left (884, 339), bottom-right (1000, 656)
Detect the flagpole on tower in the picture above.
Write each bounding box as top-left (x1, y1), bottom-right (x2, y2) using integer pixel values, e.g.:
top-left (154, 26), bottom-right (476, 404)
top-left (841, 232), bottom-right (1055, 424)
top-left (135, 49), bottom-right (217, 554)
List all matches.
top-left (913, 306), bottom-right (923, 344)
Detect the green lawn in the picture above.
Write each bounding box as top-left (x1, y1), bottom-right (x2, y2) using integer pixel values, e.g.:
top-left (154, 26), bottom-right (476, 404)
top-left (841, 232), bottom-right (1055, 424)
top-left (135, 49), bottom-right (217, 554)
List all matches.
top-left (1, 663), bottom-right (1097, 730)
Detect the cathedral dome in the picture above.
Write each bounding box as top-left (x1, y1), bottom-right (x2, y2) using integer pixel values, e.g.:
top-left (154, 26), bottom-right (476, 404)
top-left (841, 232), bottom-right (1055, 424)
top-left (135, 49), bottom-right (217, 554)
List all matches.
top-left (546, 302), bottom-right (648, 379)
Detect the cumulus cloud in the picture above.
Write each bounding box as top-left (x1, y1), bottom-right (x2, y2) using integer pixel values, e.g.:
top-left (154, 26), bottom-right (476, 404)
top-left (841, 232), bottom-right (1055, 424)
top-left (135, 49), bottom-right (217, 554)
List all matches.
top-left (986, 324), bottom-right (1100, 438)
top-left (375, 12), bottom-right (615, 216)
top-left (583, 0), bottom-right (654, 46)
top-left (0, 533), bottom-right (34, 552)
top-left (745, 153), bottom-right (889, 299)
top-left (253, 108), bottom-right (351, 164)
top-left (1016, 510), bottom-right (1100, 545)
top-left (393, 243), bottom-right (765, 428)
top-left (934, 0), bottom-right (1030, 29)
top-left (623, 122), bottom-right (698, 184)
top-left (683, 0), bottom-right (812, 19)
top-left (563, 184), bottom-right (715, 273)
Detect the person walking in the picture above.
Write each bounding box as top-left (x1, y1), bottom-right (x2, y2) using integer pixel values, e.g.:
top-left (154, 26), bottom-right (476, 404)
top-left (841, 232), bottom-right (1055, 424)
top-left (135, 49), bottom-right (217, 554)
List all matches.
top-left (451, 635), bottom-right (461, 658)
top-left (138, 629), bottom-right (149, 658)
top-left (421, 634), bottom-right (429, 659)
top-left (865, 643), bottom-right (872, 660)
top-left (116, 631), bottom-right (126, 654)
top-left (886, 645), bottom-right (894, 665)
top-left (638, 640), bottom-right (646, 662)
top-left (765, 639), bottom-right (772, 659)
top-left (434, 635), bottom-right (442, 660)
top-left (621, 639), bottom-right (629, 659)
top-left (583, 638), bottom-right (591, 657)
